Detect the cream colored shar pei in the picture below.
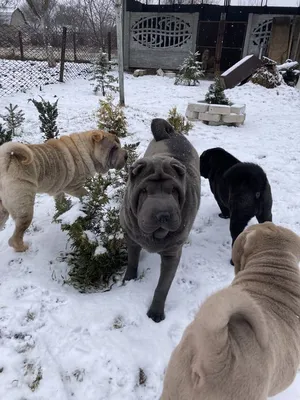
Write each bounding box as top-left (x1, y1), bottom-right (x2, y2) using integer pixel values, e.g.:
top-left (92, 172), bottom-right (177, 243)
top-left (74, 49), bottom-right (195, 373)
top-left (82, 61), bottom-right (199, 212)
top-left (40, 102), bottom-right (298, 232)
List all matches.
top-left (0, 130), bottom-right (127, 252)
top-left (161, 222), bottom-right (300, 400)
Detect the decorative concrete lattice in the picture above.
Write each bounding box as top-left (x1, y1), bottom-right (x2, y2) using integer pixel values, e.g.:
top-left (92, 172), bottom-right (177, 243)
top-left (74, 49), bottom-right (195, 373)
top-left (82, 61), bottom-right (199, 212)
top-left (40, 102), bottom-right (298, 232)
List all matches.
top-left (252, 18), bottom-right (273, 48)
top-left (185, 102), bottom-right (246, 127)
top-left (131, 15), bottom-right (192, 49)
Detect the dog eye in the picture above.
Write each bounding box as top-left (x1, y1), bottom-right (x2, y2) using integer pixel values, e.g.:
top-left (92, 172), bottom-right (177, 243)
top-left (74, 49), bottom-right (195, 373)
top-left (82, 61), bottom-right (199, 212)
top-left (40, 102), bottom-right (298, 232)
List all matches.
top-left (141, 188), bottom-right (147, 193)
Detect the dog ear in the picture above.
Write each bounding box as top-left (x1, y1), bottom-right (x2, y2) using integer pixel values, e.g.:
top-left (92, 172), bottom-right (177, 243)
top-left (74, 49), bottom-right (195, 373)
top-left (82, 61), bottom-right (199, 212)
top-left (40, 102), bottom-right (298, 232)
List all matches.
top-left (170, 160), bottom-right (186, 177)
top-left (130, 159), bottom-right (147, 178)
top-left (92, 131), bottom-right (104, 142)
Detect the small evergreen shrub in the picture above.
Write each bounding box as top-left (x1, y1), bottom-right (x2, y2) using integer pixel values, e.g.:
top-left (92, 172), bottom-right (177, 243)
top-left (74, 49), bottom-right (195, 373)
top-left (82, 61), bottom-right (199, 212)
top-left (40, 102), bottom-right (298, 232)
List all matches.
top-left (97, 95), bottom-right (127, 138)
top-left (90, 49), bottom-right (118, 96)
top-left (205, 77), bottom-right (232, 105)
top-left (167, 106), bottom-right (193, 135)
top-left (0, 103), bottom-right (25, 136)
top-left (251, 57), bottom-right (282, 89)
top-left (54, 143), bottom-right (139, 292)
top-left (29, 97), bottom-right (59, 141)
top-left (175, 51), bottom-right (204, 86)
top-left (0, 123), bottom-right (12, 145)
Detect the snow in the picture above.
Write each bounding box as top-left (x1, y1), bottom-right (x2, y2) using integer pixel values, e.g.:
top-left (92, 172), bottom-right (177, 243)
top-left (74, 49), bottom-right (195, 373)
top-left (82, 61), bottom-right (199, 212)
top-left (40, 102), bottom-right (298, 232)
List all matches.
top-left (277, 61), bottom-right (299, 71)
top-left (221, 54), bottom-right (254, 77)
top-left (58, 200), bottom-right (86, 225)
top-left (0, 59), bottom-right (92, 96)
top-left (1, 72), bottom-right (300, 400)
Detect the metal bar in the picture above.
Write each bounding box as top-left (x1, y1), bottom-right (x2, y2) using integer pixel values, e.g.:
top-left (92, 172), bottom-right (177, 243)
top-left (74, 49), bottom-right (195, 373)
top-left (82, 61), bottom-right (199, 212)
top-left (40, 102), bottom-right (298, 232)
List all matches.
top-left (73, 31), bottom-right (77, 62)
top-left (115, 0), bottom-right (125, 106)
top-left (215, 12), bottom-right (226, 75)
top-left (59, 27), bottom-right (67, 82)
top-left (18, 31), bottom-right (24, 61)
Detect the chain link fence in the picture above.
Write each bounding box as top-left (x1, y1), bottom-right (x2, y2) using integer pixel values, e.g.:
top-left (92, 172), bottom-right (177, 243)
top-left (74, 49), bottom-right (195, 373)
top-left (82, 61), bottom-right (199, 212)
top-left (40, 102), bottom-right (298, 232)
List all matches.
top-left (0, 24), bottom-right (117, 96)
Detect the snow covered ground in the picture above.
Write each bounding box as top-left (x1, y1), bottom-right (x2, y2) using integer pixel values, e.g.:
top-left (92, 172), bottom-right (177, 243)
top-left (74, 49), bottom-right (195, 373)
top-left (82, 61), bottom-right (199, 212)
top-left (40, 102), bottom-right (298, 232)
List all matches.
top-left (0, 73), bottom-right (300, 400)
top-left (0, 59), bottom-right (92, 96)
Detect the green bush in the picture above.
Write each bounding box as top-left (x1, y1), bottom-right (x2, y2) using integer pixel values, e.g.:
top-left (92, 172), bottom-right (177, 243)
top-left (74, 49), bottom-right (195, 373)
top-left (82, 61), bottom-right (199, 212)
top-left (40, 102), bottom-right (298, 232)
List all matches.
top-left (251, 57), bottom-right (282, 89)
top-left (167, 106), bottom-right (193, 135)
top-left (54, 143), bottom-right (139, 292)
top-left (97, 94), bottom-right (127, 138)
top-left (205, 77), bottom-right (231, 105)
top-left (175, 51), bottom-right (204, 86)
top-left (90, 49), bottom-right (118, 96)
top-left (29, 96), bottom-right (59, 141)
top-left (0, 123), bottom-right (12, 145)
top-left (0, 103), bottom-right (25, 137)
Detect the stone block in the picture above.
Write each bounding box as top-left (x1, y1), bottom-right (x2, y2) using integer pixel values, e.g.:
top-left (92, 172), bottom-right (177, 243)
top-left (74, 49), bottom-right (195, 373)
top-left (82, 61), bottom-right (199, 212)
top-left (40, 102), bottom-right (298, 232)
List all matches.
top-left (165, 72), bottom-right (176, 78)
top-left (230, 104), bottom-right (246, 115)
top-left (207, 121), bottom-right (224, 126)
top-left (222, 113), bottom-right (246, 124)
top-left (208, 104), bottom-right (231, 115)
top-left (186, 110), bottom-right (199, 120)
top-left (198, 112), bottom-right (221, 122)
top-left (156, 68), bottom-right (164, 77)
top-left (133, 69), bottom-right (147, 77)
top-left (187, 102), bottom-right (208, 113)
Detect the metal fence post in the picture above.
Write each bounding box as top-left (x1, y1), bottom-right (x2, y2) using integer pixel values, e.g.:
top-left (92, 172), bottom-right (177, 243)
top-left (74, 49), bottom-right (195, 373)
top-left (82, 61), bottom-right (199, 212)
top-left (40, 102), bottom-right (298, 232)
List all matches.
top-left (18, 30), bottom-right (24, 60)
top-left (108, 31), bottom-right (112, 61)
top-left (59, 27), bottom-right (67, 82)
top-left (73, 31), bottom-right (77, 62)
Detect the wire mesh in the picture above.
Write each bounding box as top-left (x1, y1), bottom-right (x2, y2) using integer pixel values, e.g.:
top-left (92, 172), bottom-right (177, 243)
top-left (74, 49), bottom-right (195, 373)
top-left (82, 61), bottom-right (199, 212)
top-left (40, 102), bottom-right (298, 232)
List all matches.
top-left (0, 25), bottom-right (117, 97)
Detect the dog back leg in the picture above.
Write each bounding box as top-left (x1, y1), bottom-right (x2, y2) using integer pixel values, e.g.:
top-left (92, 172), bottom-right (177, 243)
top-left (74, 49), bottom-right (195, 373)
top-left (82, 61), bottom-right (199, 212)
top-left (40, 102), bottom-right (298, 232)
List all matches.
top-left (216, 199), bottom-right (230, 219)
top-left (0, 199), bottom-right (9, 230)
top-left (2, 185), bottom-right (35, 252)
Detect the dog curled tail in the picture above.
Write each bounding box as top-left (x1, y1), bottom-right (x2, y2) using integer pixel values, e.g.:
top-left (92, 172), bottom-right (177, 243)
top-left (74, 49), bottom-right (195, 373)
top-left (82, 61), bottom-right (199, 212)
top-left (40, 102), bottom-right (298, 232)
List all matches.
top-left (0, 142), bottom-right (34, 166)
top-left (151, 118), bottom-right (178, 141)
top-left (193, 287), bottom-right (268, 374)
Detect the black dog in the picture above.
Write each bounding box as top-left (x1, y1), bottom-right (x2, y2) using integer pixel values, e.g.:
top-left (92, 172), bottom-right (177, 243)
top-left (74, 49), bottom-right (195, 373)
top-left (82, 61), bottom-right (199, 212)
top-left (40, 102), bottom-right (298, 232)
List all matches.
top-left (200, 147), bottom-right (272, 263)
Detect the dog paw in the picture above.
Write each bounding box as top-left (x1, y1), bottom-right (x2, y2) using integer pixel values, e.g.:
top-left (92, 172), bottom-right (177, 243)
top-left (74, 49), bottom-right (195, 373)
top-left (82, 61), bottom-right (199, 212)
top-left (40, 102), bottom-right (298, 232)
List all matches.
top-left (147, 308), bottom-right (165, 323)
top-left (8, 239), bottom-right (29, 252)
top-left (123, 272), bottom-right (137, 283)
top-left (219, 213), bottom-right (230, 219)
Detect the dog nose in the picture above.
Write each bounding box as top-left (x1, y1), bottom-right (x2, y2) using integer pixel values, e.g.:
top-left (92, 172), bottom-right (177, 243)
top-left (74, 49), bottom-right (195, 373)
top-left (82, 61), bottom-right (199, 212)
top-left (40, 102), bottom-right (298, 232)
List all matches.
top-left (157, 212), bottom-right (171, 223)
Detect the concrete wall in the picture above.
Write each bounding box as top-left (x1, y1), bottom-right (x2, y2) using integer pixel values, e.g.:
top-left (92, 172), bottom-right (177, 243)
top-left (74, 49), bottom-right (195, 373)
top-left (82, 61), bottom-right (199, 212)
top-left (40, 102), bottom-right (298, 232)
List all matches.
top-left (124, 12), bottom-right (199, 70)
top-left (243, 13), bottom-right (293, 59)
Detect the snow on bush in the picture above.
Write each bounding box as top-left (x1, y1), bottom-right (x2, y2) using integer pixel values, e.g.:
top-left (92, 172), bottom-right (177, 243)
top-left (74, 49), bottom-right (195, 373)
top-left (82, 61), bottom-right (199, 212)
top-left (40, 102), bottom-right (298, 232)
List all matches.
top-left (54, 143), bottom-right (139, 292)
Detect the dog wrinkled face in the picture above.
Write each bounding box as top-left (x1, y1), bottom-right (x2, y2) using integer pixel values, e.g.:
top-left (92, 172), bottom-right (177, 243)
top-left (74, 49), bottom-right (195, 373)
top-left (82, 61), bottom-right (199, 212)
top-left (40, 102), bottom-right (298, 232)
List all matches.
top-left (232, 222), bottom-right (300, 274)
top-left (130, 157), bottom-right (186, 240)
top-left (92, 131), bottom-right (127, 173)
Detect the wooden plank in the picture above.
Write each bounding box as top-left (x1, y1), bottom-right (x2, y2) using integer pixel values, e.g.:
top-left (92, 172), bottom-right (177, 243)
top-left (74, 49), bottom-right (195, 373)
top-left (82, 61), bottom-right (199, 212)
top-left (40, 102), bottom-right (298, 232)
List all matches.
top-left (214, 12), bottom-right (226, 75)
top-left (268, 17), bottom-right (291, 64)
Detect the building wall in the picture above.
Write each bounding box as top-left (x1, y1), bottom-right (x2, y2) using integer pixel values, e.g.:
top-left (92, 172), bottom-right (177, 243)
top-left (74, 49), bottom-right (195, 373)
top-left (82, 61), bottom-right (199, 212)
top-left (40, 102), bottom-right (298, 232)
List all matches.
top-left (124, 12), bottom-right (199, 70)
top-left (243, 13), bottom-right (294, 59)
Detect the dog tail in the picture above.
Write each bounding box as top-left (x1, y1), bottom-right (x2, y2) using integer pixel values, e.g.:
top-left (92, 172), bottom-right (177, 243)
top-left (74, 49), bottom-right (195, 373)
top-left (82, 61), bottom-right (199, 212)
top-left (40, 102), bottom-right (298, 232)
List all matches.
top-left (151, 118), bottom-right (177, 141)
top-left (0, 142), bottom-right (34, 166)
top-left (195, 287), bottom-right (268, 371)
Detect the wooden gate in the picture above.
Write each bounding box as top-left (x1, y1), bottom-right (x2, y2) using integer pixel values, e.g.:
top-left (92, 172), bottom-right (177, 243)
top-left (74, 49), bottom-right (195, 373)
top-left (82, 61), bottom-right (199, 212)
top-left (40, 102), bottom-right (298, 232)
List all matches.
top-left (197, 20), bottom-right (247, 72)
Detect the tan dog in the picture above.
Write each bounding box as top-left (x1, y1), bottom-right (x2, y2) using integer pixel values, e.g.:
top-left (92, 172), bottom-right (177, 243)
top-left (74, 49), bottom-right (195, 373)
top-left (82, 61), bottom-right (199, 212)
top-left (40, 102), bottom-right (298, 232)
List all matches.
top-left (161, 222), bottom-right (300, 400)
top-left (0, 130), bottom-right (127, 252)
